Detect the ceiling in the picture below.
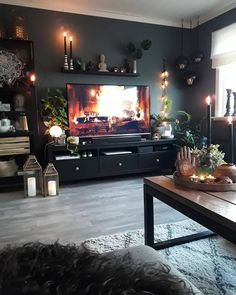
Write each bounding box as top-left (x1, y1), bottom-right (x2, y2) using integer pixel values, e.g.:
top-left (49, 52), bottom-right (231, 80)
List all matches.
top-left (1, 0), bottom-right (236, 27)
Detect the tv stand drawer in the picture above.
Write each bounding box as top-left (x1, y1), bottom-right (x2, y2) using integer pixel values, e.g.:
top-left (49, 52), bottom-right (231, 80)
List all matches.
top-left (100, 154), bottom-right (138, 173)
top-left (54, 158), bottom-right (99, 181)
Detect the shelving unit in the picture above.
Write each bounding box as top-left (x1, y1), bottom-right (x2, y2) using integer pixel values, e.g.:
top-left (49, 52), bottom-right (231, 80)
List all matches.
top-left (0, 39), bottom-right (38, 188)
top-left (61, 68), bottom-right (140, 77)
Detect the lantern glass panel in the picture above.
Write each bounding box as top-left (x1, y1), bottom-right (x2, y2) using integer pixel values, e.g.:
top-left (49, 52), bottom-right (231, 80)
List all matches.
top-left (23, 155), bottom-right (43, 197)
top-left (43, 163), bottom-right (59, 197)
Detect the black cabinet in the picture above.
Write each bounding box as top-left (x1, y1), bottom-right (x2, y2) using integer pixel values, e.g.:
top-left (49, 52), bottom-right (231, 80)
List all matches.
top-left (47, 139), bottom-right (176, 183)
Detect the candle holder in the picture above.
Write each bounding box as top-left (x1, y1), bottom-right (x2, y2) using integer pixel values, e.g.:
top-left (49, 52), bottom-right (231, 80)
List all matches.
top-left (63, 54), bottom-right (69, 70)
top-left (23, 155), bottom-right (43, 197)
top-left (232, 92), bottom-right (236, 116)
top-left (224, 89), bottom-right (232, 117)
top-left (69, 58), bottom-right (74, 71)
top-left (43, 163), bottom-right (59, 197)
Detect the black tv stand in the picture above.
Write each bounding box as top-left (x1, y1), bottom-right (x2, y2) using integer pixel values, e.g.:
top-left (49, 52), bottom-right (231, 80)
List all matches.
top-left (47, 139), bottom-right (176, 183)
top-left (92, 135), bottom-right (142, 144)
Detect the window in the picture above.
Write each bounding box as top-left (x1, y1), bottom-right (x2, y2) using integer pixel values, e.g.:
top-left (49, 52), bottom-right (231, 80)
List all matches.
top-left (211, 23), bottom-right (236, 117)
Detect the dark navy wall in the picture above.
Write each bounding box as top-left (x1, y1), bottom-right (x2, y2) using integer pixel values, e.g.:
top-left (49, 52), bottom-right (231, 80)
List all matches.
top-left (0, 3), bottom-right (192, 118)
top-left (187, 8), bottom-right (236, 119)
top-left (1, 4), bottom-right (235, 125)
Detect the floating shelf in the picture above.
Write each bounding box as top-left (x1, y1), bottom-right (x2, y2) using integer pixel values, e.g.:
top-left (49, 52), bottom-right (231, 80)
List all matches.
top-left (0, 131), bottom-right (32, 137)
top-left (61, 69), bottom-right (140, 77)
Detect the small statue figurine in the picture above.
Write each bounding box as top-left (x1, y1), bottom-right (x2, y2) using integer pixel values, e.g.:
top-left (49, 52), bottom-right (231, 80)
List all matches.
top-left (98, 54), bottom-right (109, 72)
top-left (175, 146), bottom-right (196, 177)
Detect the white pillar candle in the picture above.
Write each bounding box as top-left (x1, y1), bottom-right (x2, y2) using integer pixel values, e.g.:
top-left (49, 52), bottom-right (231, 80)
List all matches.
top-left (27, 177), bottom-right (36, 197)
top-left (48, 180), bottom-right (57, 196)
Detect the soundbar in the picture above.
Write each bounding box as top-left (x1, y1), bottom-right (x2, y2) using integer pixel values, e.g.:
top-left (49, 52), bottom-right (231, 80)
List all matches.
top-left (92, 135), bottom-right (142, 144)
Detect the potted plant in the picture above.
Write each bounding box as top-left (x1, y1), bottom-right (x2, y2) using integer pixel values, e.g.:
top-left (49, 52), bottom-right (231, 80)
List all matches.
top-left (41, 88), bottom-right (68, 139)
top-left (126, 39), bottom-right (152, 73)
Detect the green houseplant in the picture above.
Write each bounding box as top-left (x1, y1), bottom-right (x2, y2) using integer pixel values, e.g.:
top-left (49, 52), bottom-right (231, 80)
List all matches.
top-left (41, 88), bottom-right (68, 135)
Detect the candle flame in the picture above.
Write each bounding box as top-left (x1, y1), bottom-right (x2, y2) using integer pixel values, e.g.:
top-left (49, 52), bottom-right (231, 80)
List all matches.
top-left (69, 36), bottom-right (72, 41)
top-left (64, 32), bottom-right (67, 37)
top-left (228, 116), bottom-right (233, 124)
top-left (206, 96), bottom-right (211, 105)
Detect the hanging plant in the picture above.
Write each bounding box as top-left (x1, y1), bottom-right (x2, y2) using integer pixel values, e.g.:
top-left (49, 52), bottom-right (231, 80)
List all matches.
top-left (126, 39), bottom-right (152, 60)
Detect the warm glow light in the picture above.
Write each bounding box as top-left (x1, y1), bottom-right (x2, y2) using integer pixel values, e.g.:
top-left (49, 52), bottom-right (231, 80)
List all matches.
top-left (228, 116), bottom-right (233, 124)
top-left (199, 175), bottom-right (205, 182)
top-left (206, 95), bottom-right (211, 105)
top-left (69, 36), bottom-right (72, 41)
top-left (64, 32), bottom-right (67, 37)
top-left (30, 74), bottom-right (36, 82)
top-left (90, 89), bottom-right (96, 97)
top-left (49, 126), bottom-right (63, 138)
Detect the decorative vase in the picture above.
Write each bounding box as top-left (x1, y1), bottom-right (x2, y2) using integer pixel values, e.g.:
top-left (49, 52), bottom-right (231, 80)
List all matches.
top-left (213, 164), bottom-right (236, 183)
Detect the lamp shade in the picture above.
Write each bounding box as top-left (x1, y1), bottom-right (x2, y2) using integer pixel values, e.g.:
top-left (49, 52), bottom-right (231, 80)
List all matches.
top-left (184, 71), bottom-right (197, 86)
top-left (175, 55), bottom-right (189, 70)
top-left (49, 125), bottom-right (63, 138)
top-left (191, 50), bottom-right (204, 63)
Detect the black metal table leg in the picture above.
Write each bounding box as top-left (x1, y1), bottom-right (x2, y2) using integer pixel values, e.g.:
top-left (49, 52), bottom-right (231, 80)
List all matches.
top-left (144, 184), bottom-right (154, 247)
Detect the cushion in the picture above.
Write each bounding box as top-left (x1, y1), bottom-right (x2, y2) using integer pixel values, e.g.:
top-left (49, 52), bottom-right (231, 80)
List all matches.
top-left (82, 244), bottom-right (203, 294)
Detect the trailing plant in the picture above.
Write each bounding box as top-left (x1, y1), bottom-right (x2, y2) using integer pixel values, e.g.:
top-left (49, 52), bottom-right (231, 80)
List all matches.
top-left (41, 88), bottom-right (68, 134)
top-left (126, 39), bottom-right (152, 60)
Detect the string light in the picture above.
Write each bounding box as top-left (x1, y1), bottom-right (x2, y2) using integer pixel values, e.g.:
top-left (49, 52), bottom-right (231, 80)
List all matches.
top-left (159, 59), bottom-right (170, 123)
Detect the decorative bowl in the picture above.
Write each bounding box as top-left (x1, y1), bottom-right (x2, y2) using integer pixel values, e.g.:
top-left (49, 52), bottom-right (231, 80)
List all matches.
top-left (213, 164), bottom-right (236, 183)
top-left (0, 125), bottom-right (11, 133)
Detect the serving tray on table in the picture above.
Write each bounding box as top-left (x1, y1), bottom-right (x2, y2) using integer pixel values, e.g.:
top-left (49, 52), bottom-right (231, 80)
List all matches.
top-left (173, 172), bottom-right (236, 192)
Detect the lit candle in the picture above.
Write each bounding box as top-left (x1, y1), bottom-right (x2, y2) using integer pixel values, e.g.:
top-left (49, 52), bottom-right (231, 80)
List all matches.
top-left (228, 116), bottom-right (234, 164)
top-left (27, 177), bottom-right (36, 197)
top-left (206, 174), bottom-right (215, 183)
top-left (199, 175), bottom-right (205, 183)
top-left (190, 174), bottom-right (199, 183)
top-left (63, 32), bottom-right (67, 55)
top-left (206, 96), bottom-right (211, 147)
top-left (48, 180), bottom-right (57, 196)
top-left (69, 36), bottom-right (73, 59)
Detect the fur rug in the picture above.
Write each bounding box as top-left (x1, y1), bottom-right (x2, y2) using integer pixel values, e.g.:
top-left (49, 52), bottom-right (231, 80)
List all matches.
top-left (84, 219), bottom-right (236, 295)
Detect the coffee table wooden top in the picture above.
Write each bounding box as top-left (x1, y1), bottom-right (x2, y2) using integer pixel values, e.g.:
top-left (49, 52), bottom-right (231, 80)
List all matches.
top-left (144, 175), bottom-right (236, 228)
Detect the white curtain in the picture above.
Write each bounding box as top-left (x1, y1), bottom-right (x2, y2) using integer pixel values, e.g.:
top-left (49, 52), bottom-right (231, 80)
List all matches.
top-left (211, 23), bottom-right (236, 68)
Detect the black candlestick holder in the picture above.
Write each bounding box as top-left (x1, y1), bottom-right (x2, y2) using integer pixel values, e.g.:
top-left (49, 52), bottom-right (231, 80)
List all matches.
top-left (63, 54), bottom-right (69, 70)
top-left (224, 89), bottom-right (232, 116)
top-left (233, 92), bottom-right (236, 116)
top-left (69, 58), bottom-right (74, 71)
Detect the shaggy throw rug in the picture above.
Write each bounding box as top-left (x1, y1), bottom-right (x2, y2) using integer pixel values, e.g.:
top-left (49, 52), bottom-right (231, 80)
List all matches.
top-left (84, 219), bottom-right (236, 295)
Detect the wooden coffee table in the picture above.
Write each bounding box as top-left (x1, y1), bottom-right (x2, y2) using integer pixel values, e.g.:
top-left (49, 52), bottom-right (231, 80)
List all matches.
top-left (144, 175), bottom-right (236, 250)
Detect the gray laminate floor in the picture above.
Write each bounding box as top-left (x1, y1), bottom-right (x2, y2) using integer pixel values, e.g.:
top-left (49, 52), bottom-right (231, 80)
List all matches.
top-left (0, 174), bottom-right (186, 248)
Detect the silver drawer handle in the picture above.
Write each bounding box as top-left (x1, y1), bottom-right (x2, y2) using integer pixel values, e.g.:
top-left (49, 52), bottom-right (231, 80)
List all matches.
top-left (156, 158), bottom-right (160, 163)
top-left (75, 166), bottom-right (80, 171)
top-left (118, 162), bottom-right (123, 166)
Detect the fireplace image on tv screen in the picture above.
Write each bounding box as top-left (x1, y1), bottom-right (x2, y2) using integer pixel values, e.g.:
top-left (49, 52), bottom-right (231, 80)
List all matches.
top-left (67, 84), bottom-right (150, 137)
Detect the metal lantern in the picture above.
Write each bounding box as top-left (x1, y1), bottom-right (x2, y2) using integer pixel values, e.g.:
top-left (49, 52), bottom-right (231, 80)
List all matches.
top-left (23, 155), bottom-right (43, 197)
top-left (43, 163), bottom-right (59, 197)
top-left (13, 16), bottom-right (28, 40)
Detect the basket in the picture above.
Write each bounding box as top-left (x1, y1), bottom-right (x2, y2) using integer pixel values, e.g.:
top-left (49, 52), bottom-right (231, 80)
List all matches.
top-left (0, 158), bottom-right (18, 177)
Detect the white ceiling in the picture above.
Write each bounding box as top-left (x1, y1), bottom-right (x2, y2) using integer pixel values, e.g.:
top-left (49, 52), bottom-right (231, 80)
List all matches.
top-left (1, 0), bottom-right (236, 27)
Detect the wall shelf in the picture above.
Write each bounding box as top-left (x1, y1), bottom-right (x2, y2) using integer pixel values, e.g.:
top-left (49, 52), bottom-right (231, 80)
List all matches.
top-left (61, 69), bottom-right (140, 77)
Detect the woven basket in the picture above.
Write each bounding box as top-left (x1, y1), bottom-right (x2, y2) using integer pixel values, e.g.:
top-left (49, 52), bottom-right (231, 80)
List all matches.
top-left (0, 158), bottom-right (18, 177)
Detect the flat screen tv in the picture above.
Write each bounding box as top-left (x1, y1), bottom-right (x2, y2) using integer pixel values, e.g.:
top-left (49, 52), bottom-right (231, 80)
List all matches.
top-left (67, 83), bottom-right (150, 137)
